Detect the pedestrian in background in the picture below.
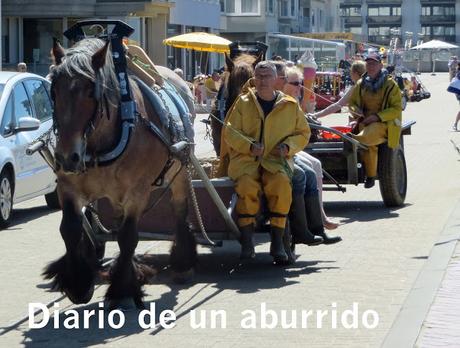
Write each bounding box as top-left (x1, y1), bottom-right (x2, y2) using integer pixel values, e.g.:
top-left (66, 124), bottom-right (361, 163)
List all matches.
top-left (17, 62), bottom-right (27, 72)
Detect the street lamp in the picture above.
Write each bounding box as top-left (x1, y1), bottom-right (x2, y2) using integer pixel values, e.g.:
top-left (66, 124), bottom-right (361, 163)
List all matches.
top-left (389, 29), bottom-right (400, 66)
top-left (416, 33), bottom-right (424, 74)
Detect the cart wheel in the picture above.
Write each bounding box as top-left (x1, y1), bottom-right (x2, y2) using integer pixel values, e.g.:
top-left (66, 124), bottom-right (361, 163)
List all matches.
top-left (378, 143), bottom-right (407, 207)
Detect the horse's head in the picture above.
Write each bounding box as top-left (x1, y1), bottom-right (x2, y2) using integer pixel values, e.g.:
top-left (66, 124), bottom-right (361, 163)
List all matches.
top-left (223, 53), bottom-right (262, 109)
top-left (50, 38), bottom-right (119, 173)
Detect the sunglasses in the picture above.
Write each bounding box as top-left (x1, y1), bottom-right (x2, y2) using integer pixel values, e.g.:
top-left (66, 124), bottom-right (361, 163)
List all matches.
top-left (288, 81), bottom-right (301, 86)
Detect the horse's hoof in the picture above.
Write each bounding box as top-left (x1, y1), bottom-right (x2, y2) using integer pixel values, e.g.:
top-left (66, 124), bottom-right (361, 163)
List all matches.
top-left (66, 286), bottom-right (94, 305)
top-left (106, 297), bottom-right (138, 311)
top-left (171, 269), bottom-right (195, 284)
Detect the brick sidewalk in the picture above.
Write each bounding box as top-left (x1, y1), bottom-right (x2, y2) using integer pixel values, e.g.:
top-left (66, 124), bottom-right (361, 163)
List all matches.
top-left (416, 242), bottom-right (460, 347)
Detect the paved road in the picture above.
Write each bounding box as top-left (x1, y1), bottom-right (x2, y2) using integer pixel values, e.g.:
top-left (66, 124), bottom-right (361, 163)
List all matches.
top-left (0, 73), bottom-right (459, 347)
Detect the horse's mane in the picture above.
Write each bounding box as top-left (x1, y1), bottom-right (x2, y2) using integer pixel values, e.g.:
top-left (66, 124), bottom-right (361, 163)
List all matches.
top-left (51, 38), bottom-right (120, 107)
top-left (223, 53), bottom-right (257, 113)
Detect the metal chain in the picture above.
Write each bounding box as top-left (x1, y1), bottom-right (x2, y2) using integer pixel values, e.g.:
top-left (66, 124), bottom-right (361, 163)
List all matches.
top-left (152, 85), bottom-right (185, 143)
top-left (186, 164), bottom-right (218, 247)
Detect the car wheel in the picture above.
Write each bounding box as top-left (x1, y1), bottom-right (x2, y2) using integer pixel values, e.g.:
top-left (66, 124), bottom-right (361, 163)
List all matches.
top-left (0, 171), bottom-right (13, 228)
top-left (45, 189), bottom-right (61, 209)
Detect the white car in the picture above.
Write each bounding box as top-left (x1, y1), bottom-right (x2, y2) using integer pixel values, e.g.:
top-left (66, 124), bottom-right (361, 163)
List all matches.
top-left (0, 72), bottom-right (57, 227)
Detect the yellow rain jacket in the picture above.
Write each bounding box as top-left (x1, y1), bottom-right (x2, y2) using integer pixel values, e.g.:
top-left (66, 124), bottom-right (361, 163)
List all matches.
top-left (222, 89), bottom-right (310, 180)
top-left (349, 76), bottom-right (402, 148)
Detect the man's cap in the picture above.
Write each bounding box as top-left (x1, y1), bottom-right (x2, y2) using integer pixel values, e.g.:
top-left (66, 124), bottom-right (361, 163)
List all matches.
top-left (365, 51), bottom-right (382, 62)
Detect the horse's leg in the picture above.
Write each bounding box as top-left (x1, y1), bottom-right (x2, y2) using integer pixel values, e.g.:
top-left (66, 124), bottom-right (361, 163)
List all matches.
top-left (105, 210), bottom-right (154, 309)
top-left (43, 198), bottom-right (97, 304)
top-left (169, 168), bottom-right (197, 283)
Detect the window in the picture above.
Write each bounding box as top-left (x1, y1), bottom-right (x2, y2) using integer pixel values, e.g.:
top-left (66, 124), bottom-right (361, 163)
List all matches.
top-left (1, 96), bottom-right (13, 136)
top-left (368, 6), bottom-right (394, 16)
top-left (280, 0), bottom-right (288, 17)
top-left (445, 6), bottom-right (455, 15)
top-left (445, 26), bottom-right (455, 36)
top-left (392, 7), bottom-right (401, 16)
top-left (432, 26), bottom-right (444, 35)
top-left (379, 7), bottom-right (390, 16)
top-left (368, 7), bottom-right (378, 16)
top-left (421, 26), bottom-right (431, 35)
top-left (290, 0), bottom-right (295, 17)
top-left (13, 83), bottom-right (33, 120)
top-left (266, 0), bottom-right (274, 14)
top-left (349, 27), bottom-right (362, 34)
top-left (220, 0), bottom-right (225, 12)
top-left (346, 7), bottom-right (360, 16)
top-left (226, 0), bottom-right (235, 13)
top-left (24, 80), bottom-right (53, 122)
top-left (421, 7), bottom-right (430, 16)
top-left (242, 0), bottom-right (258, 13)
top-left (226, 0), bottom-right (259, 14)
top-left (369, 27), bottom-right (380, 36)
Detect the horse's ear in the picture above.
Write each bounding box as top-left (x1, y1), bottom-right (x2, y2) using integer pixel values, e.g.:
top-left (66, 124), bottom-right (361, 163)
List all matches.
top-left (225, 53), bottom-right (234, 72)
top-left (252, 53), bottom-right (263, 69)
top-left (91, 41), bottom-right (110, 72)
top-left (52, 37), bottom-right (65, 65)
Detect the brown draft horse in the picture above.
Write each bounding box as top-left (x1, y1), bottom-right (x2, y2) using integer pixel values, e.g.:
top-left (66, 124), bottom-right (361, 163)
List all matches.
top-left (45, 38), bottom-right (197, 308)
top-left (210, 53), bottom-right (261, 156)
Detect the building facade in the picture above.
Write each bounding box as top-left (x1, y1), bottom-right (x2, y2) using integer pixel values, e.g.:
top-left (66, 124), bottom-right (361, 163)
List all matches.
top-left (167, 0), bottom-right (221, 80)
top-left (340, 0), bottom-right (460, 46)
top-left (219, 0), bottom-right (341, 42)
top-left (1, 0), bottom-right (173, 75)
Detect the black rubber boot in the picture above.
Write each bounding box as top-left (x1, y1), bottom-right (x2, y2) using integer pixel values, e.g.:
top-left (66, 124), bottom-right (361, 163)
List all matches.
top-left (289, 194), bottom-right (324, 246)
top-left (239, 224), bottom-right (255, 259)
top-left (270, 226), bottom-right (288, 262)
top-left (282, 223), bottom-right (296, 265)
top-left (304, 195), bottom-right (342, 245)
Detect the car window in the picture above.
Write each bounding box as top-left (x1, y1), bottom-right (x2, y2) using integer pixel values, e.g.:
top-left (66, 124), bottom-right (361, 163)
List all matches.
top-left (23, 80), bottom-right (53, 122)
top-left (0, 84), bottom-right (5, 99)
top-left (13, 83), bottom-right (33, 119)
top-left (1, 96), bottom-right (14, 136)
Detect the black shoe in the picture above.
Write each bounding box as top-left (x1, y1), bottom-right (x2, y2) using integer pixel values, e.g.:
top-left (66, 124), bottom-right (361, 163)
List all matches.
top-left (364, 177), bottom-right (375, 188)
top-left (316, 231), bottom-right (342, 245)
top-left (239, 224), bottom-right (255, 259)
top-left (304, 195), bottom-right (342, 245)
top-left (270, 226), bottom-right (288, 262)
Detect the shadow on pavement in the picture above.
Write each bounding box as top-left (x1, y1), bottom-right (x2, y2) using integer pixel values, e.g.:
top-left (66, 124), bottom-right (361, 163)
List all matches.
top-left (1, 205), bottom-right (57, 232)
top-left (324, 200), bottom-right (411, 224)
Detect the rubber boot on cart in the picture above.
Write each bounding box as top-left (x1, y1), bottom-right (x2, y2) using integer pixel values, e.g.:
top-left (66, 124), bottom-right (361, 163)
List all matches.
top-left (289, 194), bottom-right (324, 246)
top-left (239, 224), bottom-right (255, 259)
top-left (304, 195), bottom-right (342, 244)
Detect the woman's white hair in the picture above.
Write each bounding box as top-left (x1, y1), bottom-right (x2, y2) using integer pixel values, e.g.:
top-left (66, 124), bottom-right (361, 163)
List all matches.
top-left (285, 66), bottom-right (303, 81)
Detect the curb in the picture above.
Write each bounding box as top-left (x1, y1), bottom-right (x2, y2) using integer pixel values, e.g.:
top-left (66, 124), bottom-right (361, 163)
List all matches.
top-left (382, 199), bottom-right (460, 348)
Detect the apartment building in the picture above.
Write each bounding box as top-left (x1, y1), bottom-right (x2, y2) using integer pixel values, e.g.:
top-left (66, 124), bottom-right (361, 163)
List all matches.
top-left (340, 0), bottom-right (460, 46)
top-left (220, 0), bottom-right (341, 42)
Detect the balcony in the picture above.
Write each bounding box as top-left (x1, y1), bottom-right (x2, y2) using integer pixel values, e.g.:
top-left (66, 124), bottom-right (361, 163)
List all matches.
top-left (342, 16), bottom-right (362, 26)
top-left (340, 0), bottom-right (361, 5)
top-left (420, 0), bottom-right (455, 3)
top-left (367, 0), bottom-right (401, 4)
top-left (368, 35), bottom-right (392, 45)
top-left (420, 15), bottom-right (456, 24)
top-left (431, 35), bottom-right (456, 43)
top-left (367, 15), bottom-right (402, 25)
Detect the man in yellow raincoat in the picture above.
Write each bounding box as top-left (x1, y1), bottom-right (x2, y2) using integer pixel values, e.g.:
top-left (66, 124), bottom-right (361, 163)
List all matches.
top-left (348, 51), bottom-right (402, 188)
top-left (223, 61), bottom-right (310, 261)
